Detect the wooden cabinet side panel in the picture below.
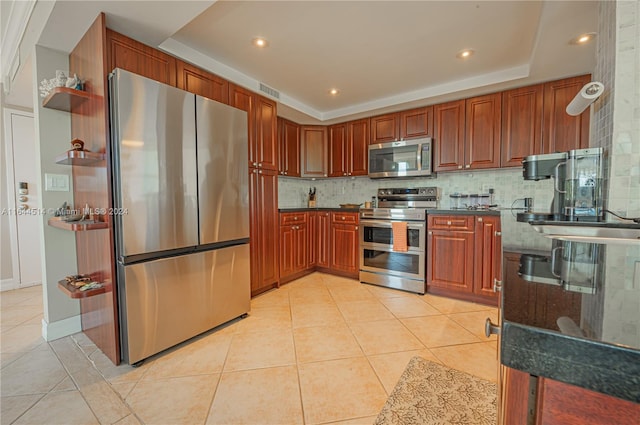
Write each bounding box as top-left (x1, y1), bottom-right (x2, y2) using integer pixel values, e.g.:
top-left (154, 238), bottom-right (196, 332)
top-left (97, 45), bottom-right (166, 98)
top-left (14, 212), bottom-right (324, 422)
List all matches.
top-left (348, 119), bottom-right (369, 176)
top-left (71, 14), bottom-right (120, 365)
top-left (294, 223), bottom-right (308, 273)
top-left (250, 170), bottom-right (279, 295)
top-left (279, 224), bottom-right (295, 279)
top-left (501, 84), bottom-right (543, 167)
top-left (176, 60), bottom-right (228, 103)
top-left (301, 126), bottom-right (328, 177)
top-left (434, 100), bottom-right (465, 171)
top-left (328, 124), bottom-right (347, 177)
top-left (473, 217), bottom-right (500, 299)
top-left (536, 378), bottom-right (640, 425)
top-left (317, 212), bottom-right (331, 268)
top-left (543, 75), bottom-right (591, 153)
top-left (465, 93), bottom-right (502, 169)
top-left (370, 113), bottom-right (399, 144)
top-left (284, 120), bottom-right (301, 177)
top-left (106, 29), bottom-right (176, 86)
top-left (400, 106), bottom-right (433, 139)
top-left (308, 212), bottom-right (317, 268)
top-left (501, 367), bottom-right (532, 425)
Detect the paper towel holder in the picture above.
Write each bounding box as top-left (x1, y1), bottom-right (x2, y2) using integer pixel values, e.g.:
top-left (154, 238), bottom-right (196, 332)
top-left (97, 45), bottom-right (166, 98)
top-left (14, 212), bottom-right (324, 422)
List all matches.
top-left (566, 81), bottom-right (604, 116)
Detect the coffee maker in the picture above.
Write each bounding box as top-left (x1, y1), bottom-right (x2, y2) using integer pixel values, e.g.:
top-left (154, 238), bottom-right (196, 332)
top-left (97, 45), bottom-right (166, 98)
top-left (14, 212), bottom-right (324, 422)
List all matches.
top-left (518, 147), bottom-right (604, 223)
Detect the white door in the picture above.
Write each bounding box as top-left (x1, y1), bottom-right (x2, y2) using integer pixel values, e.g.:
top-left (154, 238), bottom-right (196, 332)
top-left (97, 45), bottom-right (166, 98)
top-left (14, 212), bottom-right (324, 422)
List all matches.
top-left (2, 109), bottom-right (42, 289)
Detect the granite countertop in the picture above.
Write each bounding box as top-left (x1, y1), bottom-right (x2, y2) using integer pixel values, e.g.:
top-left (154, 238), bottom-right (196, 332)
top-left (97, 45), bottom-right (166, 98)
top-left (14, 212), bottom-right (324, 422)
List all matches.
top-left (426, 208), bottom-right (501, 216)
top-left (278, 207), bottom-right (361, 213)
top-left (501, 246), bottom-right (640, 403)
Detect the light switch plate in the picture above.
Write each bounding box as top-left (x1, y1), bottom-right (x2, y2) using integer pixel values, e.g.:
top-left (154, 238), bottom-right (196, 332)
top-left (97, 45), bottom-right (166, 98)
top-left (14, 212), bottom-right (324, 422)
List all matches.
top-left (45, 173), bottom-right (70, 192)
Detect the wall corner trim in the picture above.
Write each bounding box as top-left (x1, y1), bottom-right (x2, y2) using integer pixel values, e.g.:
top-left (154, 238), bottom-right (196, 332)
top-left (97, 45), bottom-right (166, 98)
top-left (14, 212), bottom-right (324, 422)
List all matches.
top-left (41, 315), bottom-right (81, 342)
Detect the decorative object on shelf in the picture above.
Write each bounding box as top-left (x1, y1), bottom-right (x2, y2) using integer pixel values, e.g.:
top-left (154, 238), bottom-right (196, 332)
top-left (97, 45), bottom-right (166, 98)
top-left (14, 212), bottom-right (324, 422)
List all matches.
top-left (58, 275), bottom-right (105, 299)
top-left (39, 71), bottom-right (84, 98)
top-left (70, 139), bottom-right (85, 151)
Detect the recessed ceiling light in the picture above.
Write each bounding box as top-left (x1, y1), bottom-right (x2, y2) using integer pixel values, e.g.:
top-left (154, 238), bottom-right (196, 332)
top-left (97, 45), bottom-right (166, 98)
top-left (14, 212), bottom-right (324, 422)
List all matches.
top-left (329, 88), bottom-right (340, 96)
top-left (570, 32), bottom-right (597, 45)
top-left (252, 37), bottom-right (268, 48)
top-left (456, 49), bottom-right (475, 59)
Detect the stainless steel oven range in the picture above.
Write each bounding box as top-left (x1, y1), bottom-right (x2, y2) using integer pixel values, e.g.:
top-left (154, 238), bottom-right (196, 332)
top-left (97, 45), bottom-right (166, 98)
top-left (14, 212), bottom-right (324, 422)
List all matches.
top-left (359, 187), bottom-right (439, 294)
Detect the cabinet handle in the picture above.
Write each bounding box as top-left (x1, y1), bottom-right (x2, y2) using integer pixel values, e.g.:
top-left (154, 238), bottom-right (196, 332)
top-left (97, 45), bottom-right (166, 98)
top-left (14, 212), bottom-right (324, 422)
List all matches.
top-left (258, 163), bottom-right (263, 168)
top-left (294, 217), bottom-right (298, 220)
top-left (342, 217), bottom-right (346, 220)
top-left (493, 279), bottom-right (502, 292)
top-left (447, 220), bottom-right (451, 225)
top-left (253, 162), bottom-right (258, 167)
top-left (284, 171), bottom-right (287, 175)
top-left (428, 231), bottom-right (433, 235)
top-left (485, 318), bottom-right (501, 337)
top-left (355, 226), bottom-right (358, 230)
top-left (495, 231), bottom-right (502, 237)
top-left (465, 164), bottom-right (470, 169)
top-left (343, 173), bottom-right (347, 176)
top-left (348, 172), bottom-right (352, 176)
top-left (457, 165), bottom-right (463, 169)
top-left (258, 170), bottom-right (262, 174)
top-left (478, 217), bottom-right (483, 222)
top-left (253, 169), bottom-right (258, 174)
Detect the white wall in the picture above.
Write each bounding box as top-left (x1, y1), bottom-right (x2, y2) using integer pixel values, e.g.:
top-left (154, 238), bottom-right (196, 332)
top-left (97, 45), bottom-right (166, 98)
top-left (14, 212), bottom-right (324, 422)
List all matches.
top-left (0, 88), bottom-right (13, 282)
top-left (32, 45), bottom-right (81, 339)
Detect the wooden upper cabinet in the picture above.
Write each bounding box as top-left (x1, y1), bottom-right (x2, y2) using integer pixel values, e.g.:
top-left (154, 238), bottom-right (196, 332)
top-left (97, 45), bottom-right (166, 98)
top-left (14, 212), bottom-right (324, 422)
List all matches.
top-left (106, 29), bottom-right (176, 86)
top-left (228, 83), bottom-right (255, 167)
top-left (348, 118), bottom-right (369, 176)
top-left (543, 74), bottom-right (591, 153)
top-left (465, 93), bottom-right (502, 170)
top-left (328, 123), bottom-right (348, 177)
top-left (176, 60), bottom-right (228, 104)
top-left (501, 84), bottom-right (543, 167)
top-left (370, 113), bottom-right (399, 144)
top-left (254, 95), bottom-right (278, 171)
top-left (301, 126), bottom-right (328, 178)
top-left (433, 100), bottom-right (465, 171)
top-left (278, 118), bottom-right (300, 177)
top-left (400, 106), bottom-right (433, 140)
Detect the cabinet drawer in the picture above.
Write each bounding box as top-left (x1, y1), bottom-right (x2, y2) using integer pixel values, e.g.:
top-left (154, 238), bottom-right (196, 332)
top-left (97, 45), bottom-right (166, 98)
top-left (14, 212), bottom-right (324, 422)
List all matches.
top-left (280, 212), bottom-right (307, 225)
top-left (331, 212), bottom-right (358, 224)
top-left (428, 215), bottom-right (474, 231)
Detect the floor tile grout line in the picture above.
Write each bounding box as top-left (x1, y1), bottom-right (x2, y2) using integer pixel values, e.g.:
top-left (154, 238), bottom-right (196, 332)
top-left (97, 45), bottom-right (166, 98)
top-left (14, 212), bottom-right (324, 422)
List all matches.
top-left (7, 391), bottom-right (47, 424)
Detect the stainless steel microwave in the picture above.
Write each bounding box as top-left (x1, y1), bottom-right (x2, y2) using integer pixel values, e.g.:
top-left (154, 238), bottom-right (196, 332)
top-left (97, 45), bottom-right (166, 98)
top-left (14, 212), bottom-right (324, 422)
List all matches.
top-left (368, 137), bottom-right (433, 178)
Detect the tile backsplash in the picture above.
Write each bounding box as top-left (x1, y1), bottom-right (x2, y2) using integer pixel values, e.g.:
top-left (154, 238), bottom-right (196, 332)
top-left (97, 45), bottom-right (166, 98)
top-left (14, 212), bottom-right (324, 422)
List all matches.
top-left (278, 167), bottom-right (554, 250)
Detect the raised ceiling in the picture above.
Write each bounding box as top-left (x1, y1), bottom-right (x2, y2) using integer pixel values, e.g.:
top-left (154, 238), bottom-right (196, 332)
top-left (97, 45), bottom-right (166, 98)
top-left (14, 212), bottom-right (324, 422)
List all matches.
top-left (14, 1), bottom-right (598, 122)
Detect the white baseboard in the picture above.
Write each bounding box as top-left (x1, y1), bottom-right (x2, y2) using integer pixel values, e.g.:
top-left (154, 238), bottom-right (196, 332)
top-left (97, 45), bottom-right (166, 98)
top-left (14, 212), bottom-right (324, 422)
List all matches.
top-left (41, 315), bottom-right (81, 341)
top-left (1, 278), bottom-right (19, 291)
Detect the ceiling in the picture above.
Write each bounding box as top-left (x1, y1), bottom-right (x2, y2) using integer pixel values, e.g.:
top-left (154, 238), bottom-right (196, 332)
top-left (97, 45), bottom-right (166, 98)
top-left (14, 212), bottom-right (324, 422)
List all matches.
top-left (7, 1), bottom-right (598, 123)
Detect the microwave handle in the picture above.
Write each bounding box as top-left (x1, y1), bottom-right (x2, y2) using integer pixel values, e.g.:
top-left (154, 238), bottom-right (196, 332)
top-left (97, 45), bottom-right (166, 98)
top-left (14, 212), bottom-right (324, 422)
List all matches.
top-left (416, 144), bottom-right (422, 171)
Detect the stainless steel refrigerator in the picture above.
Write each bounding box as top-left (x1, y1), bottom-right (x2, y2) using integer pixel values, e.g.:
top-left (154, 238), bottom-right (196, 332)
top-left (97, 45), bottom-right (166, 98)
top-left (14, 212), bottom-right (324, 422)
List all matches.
top-left (109, 69), bottom-right (250, 364)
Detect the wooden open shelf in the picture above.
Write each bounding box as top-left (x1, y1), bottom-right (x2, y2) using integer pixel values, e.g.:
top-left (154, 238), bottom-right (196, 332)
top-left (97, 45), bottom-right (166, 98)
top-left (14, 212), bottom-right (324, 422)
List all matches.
top-left (55, 150), bottom-right (104, 166)
top-left (42, 87), bottom-right (91, 112)
top-left (48, 217), bottom-right (108, 231)
top-left (58, 279), bottom-right (106, 299)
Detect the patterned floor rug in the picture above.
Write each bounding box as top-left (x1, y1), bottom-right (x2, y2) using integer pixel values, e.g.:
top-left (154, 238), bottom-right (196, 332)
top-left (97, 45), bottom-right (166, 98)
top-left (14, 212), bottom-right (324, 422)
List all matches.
top-left (374, 356), bottom-right (497, 425)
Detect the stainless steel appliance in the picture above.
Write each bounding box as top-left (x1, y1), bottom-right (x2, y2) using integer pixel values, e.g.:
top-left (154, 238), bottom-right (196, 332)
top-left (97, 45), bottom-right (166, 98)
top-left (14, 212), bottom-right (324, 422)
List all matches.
top-left (368, 137), bottom-right (433, 178)
top-left (110, 69), bottom-right (250, 364)
top-left (359, 187), bottom-right (439, 294)
top-left (519, 147), bottom-right (604, 222)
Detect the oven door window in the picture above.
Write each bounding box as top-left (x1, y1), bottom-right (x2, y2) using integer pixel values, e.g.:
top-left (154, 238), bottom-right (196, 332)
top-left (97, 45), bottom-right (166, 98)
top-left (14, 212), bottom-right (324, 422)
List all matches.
top-left (363, 225), bottom-right (422, 248)
top-left (361, 248), bottom-right (423, 277)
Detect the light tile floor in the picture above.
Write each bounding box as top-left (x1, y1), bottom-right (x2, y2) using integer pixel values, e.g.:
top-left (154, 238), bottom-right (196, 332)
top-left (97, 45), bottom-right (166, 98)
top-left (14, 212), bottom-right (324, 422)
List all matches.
top-left (1, 273), bottom-right (499, 424)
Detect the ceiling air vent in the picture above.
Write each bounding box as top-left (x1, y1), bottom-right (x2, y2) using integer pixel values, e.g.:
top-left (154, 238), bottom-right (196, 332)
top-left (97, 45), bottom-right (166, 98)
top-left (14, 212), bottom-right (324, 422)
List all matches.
top-left (259, 83), bottom-right (280, 100)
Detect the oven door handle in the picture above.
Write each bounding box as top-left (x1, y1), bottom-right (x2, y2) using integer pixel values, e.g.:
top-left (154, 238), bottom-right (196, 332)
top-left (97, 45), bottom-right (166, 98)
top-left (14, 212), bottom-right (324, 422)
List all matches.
top-left (361, 219), bottom-right (424, 229)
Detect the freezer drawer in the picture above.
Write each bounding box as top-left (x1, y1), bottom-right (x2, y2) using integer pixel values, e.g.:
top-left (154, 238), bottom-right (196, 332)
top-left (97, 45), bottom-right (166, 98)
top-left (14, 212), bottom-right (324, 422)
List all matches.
top-left (119, 244), bottom-right (250, 364)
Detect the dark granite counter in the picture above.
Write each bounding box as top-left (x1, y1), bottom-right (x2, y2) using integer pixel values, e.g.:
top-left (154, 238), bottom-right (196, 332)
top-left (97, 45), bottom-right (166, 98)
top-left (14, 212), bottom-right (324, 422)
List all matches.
top-left (278, 207), bottom-right (360, 213)
top-left (501, 245), bottom-right (640, 403)
top-left (426, 208), bottom-right (501, 216)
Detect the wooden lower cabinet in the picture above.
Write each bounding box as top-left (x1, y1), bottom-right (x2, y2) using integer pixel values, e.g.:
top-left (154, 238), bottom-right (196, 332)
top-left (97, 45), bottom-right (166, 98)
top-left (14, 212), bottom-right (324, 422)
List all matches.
top-left (279, 212), bottom-right (310, 283)
top-left (427, 214), bottom-right (499, 305)
top-left (250, 169), bottom-right (279, 296)
top-left (316, 211), bottom-right (331, 269)
top-left (501, 367), bottom-right (640, 425)
top-left (329, 212), bottom-right (359, 278)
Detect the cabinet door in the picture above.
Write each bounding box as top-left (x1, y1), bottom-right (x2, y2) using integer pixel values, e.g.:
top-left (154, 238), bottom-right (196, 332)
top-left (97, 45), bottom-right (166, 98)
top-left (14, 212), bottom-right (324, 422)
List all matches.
top-left (328, 123), bottom-right (348, 177)
top-left (176, 60), bottom-right (228, 104)
top-left (249, 169), bottom-right (279, 296)
top-left (301, 126), bottom-right (328, 178)
top-left (255, 95), bottom-right (278, 171)
top-left (473, 216), bottom-right (501, 302)
top-left (434, 100), bottom-right (465, 171)
top-left (279, 223), bottom-right (295, 279)
top-left (229, 84), bottom-right (255, 168)
top-left (400, 106), bottom-right (433, 140)
top-left (501, 84), bottom-right (543, 167)
top-left (427, 230), bottom-right (474, 292)
top-left (294, 223), bottom-right (308, 273)
top-left (465, 93), bottom-right (501, 169)
top-left (280, 118), bottom-right (300, 177)
top-left (106, 29), bottom-right (177, 86)
top-left (543, 75), bottom-right (591, 153)
top-left (348, 119), bottom-right (369, 176)
top-left (370, 113), bottom-right (399, 144)
top-left (317, 212), bottom-right (331, 268)
top-left (330, 223), bottom-right (359, 276)
top-left (308, 212), bottom-right (317, 269)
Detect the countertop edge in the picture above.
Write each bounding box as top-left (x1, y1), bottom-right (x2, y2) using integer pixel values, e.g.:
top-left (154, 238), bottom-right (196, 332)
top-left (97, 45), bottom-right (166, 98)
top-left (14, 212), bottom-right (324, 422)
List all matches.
top-left (501, 321), bottom-right (640, 403)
